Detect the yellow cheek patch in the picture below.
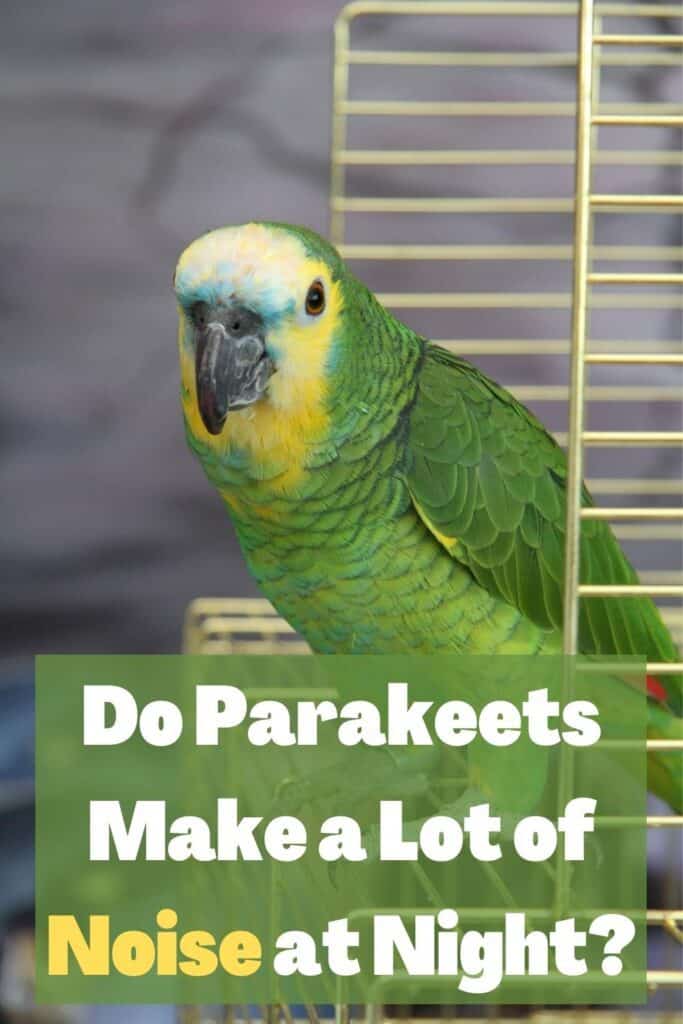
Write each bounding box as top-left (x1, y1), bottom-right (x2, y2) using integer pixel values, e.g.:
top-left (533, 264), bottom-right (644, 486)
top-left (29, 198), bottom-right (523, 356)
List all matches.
top-left (178, 264), bottom-right (341, 496)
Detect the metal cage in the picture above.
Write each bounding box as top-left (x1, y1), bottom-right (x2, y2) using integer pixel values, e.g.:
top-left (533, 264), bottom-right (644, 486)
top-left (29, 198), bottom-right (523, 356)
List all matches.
top-left (183, 1), bottom-right (682, 1019)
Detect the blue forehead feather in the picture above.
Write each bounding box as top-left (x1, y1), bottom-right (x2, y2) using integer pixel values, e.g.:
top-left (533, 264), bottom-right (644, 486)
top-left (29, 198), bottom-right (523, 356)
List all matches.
top-left (175, 265), bottom-right (296, 328)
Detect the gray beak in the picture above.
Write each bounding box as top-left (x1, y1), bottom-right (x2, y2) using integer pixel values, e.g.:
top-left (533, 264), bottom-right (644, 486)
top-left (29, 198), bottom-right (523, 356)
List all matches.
top-left (194, 306), bottom-right (275, 435)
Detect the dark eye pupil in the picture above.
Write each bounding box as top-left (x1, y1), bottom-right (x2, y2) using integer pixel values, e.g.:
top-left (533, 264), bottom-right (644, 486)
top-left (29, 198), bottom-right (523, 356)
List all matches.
top-left (306, 282), bottom-right (325, 315)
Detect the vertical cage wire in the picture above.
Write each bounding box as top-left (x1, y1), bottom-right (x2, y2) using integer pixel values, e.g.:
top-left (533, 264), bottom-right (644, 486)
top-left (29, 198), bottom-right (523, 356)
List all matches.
top-left (563, 3), bottom-right (683, 651)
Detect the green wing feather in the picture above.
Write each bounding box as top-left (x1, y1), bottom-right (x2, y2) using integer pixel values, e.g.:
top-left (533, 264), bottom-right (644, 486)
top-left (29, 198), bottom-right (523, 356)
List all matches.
top-left (406, 344), bottom-right (682, 715)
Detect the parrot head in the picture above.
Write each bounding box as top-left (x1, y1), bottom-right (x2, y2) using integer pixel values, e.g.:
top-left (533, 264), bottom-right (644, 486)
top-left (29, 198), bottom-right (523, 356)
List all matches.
top-left (174, 222), bottom-right (349, 451)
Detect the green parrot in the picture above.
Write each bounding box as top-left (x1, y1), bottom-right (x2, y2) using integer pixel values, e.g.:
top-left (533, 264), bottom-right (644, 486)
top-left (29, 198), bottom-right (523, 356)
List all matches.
top-left (174, 221), bottom-right (682, 812)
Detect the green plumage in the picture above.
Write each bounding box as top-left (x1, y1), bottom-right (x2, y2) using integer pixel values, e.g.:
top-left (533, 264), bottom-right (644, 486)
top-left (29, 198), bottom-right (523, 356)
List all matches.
top-left (409, 346), bottom-right (681, 685)
top-left (178, 222), bottom-right (682, 812)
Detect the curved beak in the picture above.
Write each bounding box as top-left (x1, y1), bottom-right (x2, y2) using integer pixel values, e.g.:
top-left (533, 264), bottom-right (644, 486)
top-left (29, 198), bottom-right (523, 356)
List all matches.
top-left (195, 308), bottom-right (274, 435)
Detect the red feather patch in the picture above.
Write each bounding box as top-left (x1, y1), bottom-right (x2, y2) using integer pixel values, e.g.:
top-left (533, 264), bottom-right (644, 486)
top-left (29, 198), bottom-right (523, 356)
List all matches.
top-left (646, 675), bottom-right (668, 704)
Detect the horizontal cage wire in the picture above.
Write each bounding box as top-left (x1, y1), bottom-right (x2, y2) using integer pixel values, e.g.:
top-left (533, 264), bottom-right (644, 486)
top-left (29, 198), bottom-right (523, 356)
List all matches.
top-left (181, 2), bottom-right (682, 1022)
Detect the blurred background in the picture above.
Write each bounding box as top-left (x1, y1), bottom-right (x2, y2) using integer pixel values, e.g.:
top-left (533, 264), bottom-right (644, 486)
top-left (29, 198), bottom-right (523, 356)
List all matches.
top-left (1, 0), bottom-right (681, 1018)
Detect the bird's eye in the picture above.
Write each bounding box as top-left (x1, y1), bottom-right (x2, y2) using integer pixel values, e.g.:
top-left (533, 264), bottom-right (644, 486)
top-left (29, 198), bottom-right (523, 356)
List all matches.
top-left (305, 280), bottom-right (325, 317)
top-left (191, 301), bottom-right (210, 328)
